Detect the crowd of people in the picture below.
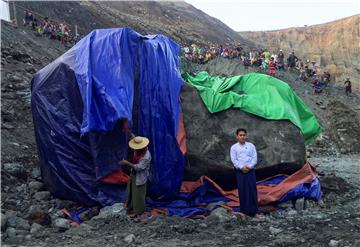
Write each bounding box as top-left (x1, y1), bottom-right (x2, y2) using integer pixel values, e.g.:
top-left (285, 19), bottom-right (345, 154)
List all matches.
top-left (181, 44), bottom-right (318, 79)
top-left (20, 10), bottom-right (353, 96)
top-left (181, 43), bottom-right (352, 95)
top-left (22, 11), bottom-right (80, 44)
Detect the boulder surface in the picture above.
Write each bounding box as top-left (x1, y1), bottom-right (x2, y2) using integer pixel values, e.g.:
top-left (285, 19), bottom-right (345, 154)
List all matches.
top-left (181, 83), bottom-right (305, 189)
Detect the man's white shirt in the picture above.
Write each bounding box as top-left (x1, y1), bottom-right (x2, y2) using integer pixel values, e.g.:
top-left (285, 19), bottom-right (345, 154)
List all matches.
top-left (230, 142), bottom-right (257, 170)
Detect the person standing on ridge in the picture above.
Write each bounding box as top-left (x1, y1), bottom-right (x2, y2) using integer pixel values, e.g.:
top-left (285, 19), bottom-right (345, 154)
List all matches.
top-left (287, 51), bottom-right (298, 71)
top-left (344, 78), bottom-right (352, 96)
top-left (230, 128), bottom-right (259, 216)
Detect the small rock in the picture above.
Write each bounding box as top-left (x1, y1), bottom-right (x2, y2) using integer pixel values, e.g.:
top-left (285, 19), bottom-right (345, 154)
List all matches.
top-left (78, 206), bottom-right (100, 221)
top-left (16, 184), bottom-right (27, 193)
top-left (28, 206), bottom-right (51, 226)
top-left (2, 213), bottom-right (8, 231)
top-left (30, 223), bottom-right (42, 234)
top-left (11, 142), bottom-right (20, 147)
top-left (328, 239), bottom-right (339, 247)
top-left (2, 163), bottom-right (27, 179)
top-left (92, 203), bottom-right (126, 220)
top-left (33, 191), bottom-right (51, 201)
top-left (28, 181), bottom-right (44, 193)
top-left (7, 216), bottom-right (30, 231)
top-left (18, 219), bottom-right (31, 231)
top-left (1, 122), bottom-right (15, 129)
top-left (287, 209), bottom-right (298, 216)
top-left (269, 226), bottom-right (282, 235)
top-left (31, 167), bottom-right (41, 179)
top-left (8, 74), bottom-right (22, 83)
top-left (149, 233), bottom-right (157, 238)
top-left (252, 214), bottom-right (266, 222)
top-left (336, 129), bottom-right (347, 132)
top-left (124, 234), bottom-right (136, 244)
top-left (49, 209), bottom-right (66, 219)
top-left (294, 198), bottom-right (307, 210)
top-left (25, 67), bottom-right (37, 73)
top-left (6, 227), bottom-right (17, 238)
top-left (205, 207), bottom-right (233, 223)
top-left (199, 223), bottom-right (207, 228)
top-left (5, 210), bottom-right (18, 217)
top-left (53, 218), bottom-right (71, 230)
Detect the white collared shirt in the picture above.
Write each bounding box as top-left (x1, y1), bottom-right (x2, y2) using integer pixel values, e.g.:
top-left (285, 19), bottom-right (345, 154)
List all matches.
top-left (230, 142), bottom-right (257, 169)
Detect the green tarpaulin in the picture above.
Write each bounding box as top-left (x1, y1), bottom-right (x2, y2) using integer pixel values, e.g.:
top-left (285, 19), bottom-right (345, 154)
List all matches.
top-left (183, 71), bottom-right (321, 144)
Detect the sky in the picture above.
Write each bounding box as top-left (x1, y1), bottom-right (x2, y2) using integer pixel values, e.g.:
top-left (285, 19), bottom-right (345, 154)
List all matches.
top-left (185, 0), bottom-right (360, 31)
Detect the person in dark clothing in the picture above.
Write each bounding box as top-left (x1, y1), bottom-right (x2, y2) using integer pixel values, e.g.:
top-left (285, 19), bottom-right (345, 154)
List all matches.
top-left (243, 57), bottom-right (251, 70)
top-left (230, 128), bottom-right (258, 216)
top-left (23, 11), bottom-right (30, 26)
top-left (277, 49), bottom-right (285, 70)
top-left (32, 18), bottom-right (38, 30)
top-left (313, 80), bottom-right (323, 94)
top-left (344, 78), bottom-right (352, 96)
top-left (287, 52), bottom-right (298, 71)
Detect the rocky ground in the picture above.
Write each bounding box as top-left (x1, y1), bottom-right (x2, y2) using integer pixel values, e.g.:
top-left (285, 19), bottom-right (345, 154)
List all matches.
top-left (2, 155), bottom-right (359, 246)
top-left (2, 21), bottom-right (360, 246)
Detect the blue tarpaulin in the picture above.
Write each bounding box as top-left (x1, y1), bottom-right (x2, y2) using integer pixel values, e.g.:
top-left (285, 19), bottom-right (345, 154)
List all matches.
top-left (146, 173), bottom-right (322, 217)
top-left (31, 28), bottom-right (184, 206)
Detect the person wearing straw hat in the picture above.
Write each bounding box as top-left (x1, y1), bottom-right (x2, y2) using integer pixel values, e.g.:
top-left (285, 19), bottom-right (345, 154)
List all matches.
top-left (119, 136), bottom-right (151, 217)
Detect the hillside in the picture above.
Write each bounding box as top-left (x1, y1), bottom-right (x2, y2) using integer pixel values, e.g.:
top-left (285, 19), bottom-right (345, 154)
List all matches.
top-left (12, 1), bottom-right (251, 46)
top-left (239, 15), bottom-right (360, 91)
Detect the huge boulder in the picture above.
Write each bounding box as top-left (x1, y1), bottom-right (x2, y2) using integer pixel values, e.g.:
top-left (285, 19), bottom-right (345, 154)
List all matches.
top-left (181, 83), bottom-right (305, 189)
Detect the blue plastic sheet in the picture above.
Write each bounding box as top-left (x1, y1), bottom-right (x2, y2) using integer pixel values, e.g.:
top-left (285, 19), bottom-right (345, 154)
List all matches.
top-left (139, 35), bottom-right (184, 198)
top-left (146, 175), bottom-right (322, 217)
top-left (31, 28), bottom-right (184, 206)
top-left (74, 28), bottom-right (140, 134)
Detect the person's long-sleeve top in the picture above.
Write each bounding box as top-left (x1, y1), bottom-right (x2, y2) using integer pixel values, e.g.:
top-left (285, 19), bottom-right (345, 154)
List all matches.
top-left (230, 142), bottom-right (257, 170)
top-left (133, 150), bottom-right (151, 186)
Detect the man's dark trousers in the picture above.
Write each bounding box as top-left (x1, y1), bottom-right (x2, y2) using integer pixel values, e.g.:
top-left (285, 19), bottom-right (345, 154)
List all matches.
top-left (235, 168), bottom-right (259, 216)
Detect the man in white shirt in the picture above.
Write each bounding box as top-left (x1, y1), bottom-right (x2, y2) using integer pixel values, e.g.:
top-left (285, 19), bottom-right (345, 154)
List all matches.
top-left (230, 128), bottom-right (259, 216)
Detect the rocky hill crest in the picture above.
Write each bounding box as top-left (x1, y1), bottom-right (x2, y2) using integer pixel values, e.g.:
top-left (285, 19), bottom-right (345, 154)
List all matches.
top-left (240, 15), bottom-right (360, 91)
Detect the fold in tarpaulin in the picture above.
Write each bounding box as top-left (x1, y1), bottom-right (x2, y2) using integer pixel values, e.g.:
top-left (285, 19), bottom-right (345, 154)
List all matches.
top-left (176, 112), bottom-right (187, 155)
top-left (146, 163), bottom-right (322, 217)
top-left (99, 169), bottom-right (129, 184)
top-left (138, 35), bottom-right (185, 198)
top-left (31, 28), bottom-right (185, 206)
top-left (183, 71), bottom-right (322, 144)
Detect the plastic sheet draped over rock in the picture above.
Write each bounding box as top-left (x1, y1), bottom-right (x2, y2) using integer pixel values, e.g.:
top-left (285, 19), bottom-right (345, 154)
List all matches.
top-left (31, 28), bottom-right (184, 206)
top-left (184, 71), bottom-right (321, 144)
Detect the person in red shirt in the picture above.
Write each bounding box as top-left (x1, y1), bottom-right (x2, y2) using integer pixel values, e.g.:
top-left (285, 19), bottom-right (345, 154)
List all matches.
top-left (268, 57), bottom-right (276, 76)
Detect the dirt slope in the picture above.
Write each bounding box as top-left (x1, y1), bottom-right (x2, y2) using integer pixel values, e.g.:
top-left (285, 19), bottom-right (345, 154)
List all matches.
top-left (12, 1), bottom-right (252, 46)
